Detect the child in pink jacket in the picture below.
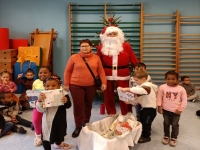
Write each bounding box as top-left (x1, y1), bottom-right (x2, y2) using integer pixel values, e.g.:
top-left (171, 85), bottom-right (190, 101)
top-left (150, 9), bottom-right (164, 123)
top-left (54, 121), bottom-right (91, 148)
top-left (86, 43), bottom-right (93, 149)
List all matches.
top-left (157, 71), bottom-right (187, 147)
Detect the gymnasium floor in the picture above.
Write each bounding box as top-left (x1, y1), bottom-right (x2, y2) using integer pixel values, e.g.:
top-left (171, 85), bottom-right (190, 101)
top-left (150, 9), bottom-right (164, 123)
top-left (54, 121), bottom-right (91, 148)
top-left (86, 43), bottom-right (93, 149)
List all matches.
top-left (0, 96), bottom-right (200, 150)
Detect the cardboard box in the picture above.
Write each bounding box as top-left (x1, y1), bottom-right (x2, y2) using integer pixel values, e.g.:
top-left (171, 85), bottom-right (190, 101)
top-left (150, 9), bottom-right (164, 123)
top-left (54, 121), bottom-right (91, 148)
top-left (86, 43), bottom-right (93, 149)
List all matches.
top-left (0, 49), bottom-right (18, 62)
top-left (0, 62), bottom-right (15, 71)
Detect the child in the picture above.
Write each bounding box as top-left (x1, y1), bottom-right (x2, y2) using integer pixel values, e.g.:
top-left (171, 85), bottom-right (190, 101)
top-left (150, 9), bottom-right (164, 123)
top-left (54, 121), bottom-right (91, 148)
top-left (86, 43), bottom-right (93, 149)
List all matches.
top-left (118, 70), bottom-right (158, 143)
top-left (129, 62), bottom-right (152, 121)
top-left (15, 68), bottom-right (35, 110)
top-left (0, 71), bottom-right (17, 93)
top-left (0, 112), bottom-right (26, 136)
top-left (129, 62), bottom-right (152, 87)
top-left (0, 71), bottom-right (21, 114)
top-left (180, 76), bottom-right (198, 102)
top-left (0, 112), bottom-right (13, 137)
top-left (157, 71), bottom-right (187, 147)
top-left (0, 92), bottom-right (33, 131)
top-left (36, 75), bottom-right (72, 150)
top-left (31, 66), bottom-right (51, 146)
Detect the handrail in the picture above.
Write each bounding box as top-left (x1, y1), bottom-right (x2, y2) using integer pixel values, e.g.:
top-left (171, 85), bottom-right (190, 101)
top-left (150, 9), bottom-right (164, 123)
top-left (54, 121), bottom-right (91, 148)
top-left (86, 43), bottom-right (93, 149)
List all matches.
top-left (71, 4), bottom-right (141, 6)
top-left (71, 9), bottom-right (140, 11)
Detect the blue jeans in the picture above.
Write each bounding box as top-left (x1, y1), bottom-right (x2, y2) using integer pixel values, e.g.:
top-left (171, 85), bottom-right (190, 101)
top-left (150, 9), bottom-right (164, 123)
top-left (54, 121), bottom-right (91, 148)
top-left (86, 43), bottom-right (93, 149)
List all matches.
top-left (140, 108), bottom-right (157, 138)
top-left (135, 104), bottom-right (142, 121)
top-left (0, 122), bottom-right (14, 137)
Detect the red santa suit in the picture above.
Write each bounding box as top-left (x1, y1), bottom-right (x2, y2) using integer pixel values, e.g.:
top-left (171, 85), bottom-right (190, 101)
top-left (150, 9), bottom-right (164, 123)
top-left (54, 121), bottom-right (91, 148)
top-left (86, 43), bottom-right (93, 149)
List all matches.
top-left (97, 41), bottom-right (138, 115)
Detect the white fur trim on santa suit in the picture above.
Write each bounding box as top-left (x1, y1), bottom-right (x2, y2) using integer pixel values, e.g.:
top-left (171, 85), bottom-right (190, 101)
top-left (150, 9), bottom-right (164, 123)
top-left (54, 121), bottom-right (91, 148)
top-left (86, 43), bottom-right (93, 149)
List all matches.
top-left (106, 76), bottom-right (130, 80)
top-left (105, 55), bottom-right (130, 80)
top-left (103, 26), bottom-right (123, 35)
top-left (97, 26), bottom-right (137, 81)
top-left (99, 26), bottom-right (125, 56)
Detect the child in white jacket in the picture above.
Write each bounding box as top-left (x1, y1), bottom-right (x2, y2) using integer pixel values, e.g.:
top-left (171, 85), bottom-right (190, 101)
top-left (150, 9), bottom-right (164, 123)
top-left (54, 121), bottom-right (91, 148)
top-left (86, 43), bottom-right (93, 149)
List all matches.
top-left (118, 70), bottom-right (158, 143)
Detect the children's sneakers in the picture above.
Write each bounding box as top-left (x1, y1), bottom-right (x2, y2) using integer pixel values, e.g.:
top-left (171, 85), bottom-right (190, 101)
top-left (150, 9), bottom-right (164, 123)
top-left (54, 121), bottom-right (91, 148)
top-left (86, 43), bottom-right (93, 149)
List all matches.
top-left (34, 133), bottom-right (42, 146)
top-left (162, 136), bottom-right (169, 145)
top-left (138, 136), bottom-right (151, 143)
top-left (17, 127), bottom-right (27, 134)
top-left (170, 138), bottom-right (177, 147)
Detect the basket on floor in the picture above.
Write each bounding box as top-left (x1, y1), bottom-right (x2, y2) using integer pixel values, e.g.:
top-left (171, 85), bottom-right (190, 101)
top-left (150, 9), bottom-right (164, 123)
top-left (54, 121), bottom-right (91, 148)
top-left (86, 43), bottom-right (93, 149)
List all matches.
top-left (77, 113), bottom-right (142, 150)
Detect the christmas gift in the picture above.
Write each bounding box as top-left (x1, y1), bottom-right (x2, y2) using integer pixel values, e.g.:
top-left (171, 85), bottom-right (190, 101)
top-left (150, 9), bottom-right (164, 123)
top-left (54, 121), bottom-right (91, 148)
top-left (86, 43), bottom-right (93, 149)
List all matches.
top-left (26, 90), bottom-right (44, 108)
top-left (41, 89), bottom-right (63, 108)
top-left (78, 113), bottom-right (142, 150)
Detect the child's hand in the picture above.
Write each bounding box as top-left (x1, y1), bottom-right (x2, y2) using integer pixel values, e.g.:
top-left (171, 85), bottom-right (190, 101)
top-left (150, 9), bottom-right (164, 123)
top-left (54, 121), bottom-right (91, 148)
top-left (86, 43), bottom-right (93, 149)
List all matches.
top-left (134, 101), bottom-right (139, 106)
top-left (118, 87), bottom-right (128, 92)
top-left (124, 100), bottom-right (130, 104)
top-left (2, 80), bottom-right (8, 86)
top-left (11, 115), bottom-right (16, 119)
top-left (17, 73), bottom-right (23, 79)
top-left (11, 118), bottom-right (19, 123)
top-left (157, 106), bottom-right (163, 114)
top-left (61, 96), bottom-right (68, 104)
top-left (11, 115), bottom-right (19, 123)
top-left (125, 99), bottom-right (136, 105)
top-left (25, 95), bottom-right (30, 100)
top-left (117, 87), bottom-right (122, 91)
top-left (38, 93), bottom-right (46, 102)
top-left (121, 88), bottom-right (130, 92)
top-left (175, 109), bottom-right (182, 114)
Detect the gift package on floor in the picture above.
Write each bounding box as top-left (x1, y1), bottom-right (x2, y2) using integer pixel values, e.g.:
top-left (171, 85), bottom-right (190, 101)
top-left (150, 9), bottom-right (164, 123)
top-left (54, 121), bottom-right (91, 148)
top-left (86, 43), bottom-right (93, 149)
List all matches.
top-left (78, 113), bottom-right (142, 150)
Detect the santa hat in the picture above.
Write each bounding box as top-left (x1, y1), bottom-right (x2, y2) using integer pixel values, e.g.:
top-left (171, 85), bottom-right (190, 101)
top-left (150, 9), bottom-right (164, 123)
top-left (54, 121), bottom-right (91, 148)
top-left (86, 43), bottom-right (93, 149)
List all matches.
top-left (101, 26), bottom-right (123, 35)
top-left (100, 15), bottom-right (123, 36)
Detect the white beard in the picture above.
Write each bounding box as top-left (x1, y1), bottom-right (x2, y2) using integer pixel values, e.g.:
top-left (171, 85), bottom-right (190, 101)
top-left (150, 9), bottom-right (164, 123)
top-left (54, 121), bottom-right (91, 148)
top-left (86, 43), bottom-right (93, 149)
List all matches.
top-left (100, 36), bottom-right (124, 56)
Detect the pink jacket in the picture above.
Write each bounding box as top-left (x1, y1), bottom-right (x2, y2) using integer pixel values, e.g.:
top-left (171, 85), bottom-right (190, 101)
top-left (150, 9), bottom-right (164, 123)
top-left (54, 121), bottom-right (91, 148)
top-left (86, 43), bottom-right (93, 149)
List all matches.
top-left (0, 81), bottom-right (17, 93)
top-left (157, 84), bottom-right (187, 112)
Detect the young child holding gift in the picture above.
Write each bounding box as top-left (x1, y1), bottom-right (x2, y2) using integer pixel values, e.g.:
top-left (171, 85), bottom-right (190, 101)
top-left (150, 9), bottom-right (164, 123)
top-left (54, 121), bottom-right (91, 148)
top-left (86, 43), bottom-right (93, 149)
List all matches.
top-left (36, 75), bottom-right (72, 150)
top-left (118, 70), bottom-right (158, 143)
top-left (129, 62), bottom-right (152, 121)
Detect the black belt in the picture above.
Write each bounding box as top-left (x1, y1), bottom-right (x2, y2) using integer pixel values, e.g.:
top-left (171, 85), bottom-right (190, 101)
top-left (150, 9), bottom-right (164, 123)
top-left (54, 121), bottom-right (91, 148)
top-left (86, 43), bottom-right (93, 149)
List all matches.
top-left (103, 65), bottom-right (129, 70)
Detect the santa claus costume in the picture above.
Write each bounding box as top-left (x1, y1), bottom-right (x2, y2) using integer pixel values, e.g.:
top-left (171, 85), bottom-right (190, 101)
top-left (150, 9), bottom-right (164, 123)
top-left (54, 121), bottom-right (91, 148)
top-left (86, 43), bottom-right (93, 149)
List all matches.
top-left (97, 23), bottom-right (138, 115)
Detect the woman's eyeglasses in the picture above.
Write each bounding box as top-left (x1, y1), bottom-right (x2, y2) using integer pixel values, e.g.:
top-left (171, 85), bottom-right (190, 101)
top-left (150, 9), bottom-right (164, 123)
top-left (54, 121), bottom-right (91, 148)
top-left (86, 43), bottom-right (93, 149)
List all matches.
top-left (81, 45), bottom-right (90, 48)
